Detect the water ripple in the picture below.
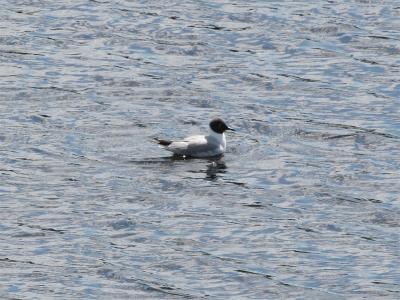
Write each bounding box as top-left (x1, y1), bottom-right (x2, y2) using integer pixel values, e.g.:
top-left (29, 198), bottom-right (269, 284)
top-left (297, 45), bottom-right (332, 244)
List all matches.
top-left (1, 0), bottom-right (399, 298)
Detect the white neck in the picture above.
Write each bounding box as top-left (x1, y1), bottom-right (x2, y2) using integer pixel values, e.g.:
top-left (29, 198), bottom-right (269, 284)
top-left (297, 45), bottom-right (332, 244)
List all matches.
top-left (209, 130), bottom-right (226, 150)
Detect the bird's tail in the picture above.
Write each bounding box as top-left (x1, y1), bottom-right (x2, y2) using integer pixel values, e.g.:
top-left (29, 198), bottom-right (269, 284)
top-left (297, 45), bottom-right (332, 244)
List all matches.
top-left (154, 138), bottom-right (173, 146)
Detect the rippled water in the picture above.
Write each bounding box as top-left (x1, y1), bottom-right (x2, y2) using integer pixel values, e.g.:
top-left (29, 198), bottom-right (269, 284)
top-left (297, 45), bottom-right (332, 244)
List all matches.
top-left (1, 0), bottom-right (399, 298)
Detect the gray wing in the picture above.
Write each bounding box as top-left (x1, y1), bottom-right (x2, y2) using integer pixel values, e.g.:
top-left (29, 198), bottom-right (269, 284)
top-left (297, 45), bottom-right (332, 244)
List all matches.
top-left (167, 135), bottom-right (220, 157)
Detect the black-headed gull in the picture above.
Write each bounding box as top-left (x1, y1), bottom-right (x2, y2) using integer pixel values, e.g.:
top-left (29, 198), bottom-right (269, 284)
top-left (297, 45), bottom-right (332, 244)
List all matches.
top-left (155, 118), bottom-right (235, 158)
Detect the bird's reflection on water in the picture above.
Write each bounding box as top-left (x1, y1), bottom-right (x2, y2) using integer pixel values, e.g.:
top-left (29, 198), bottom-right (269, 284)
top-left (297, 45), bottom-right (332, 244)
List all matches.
top-left (205, 159), bottom-right (227, 181)
top-left (129, 156), bottom-right (228, 181)
top-left (172, 155), bottom-right (228, 181)
top-left (165, 155), bottom-right (228, 181)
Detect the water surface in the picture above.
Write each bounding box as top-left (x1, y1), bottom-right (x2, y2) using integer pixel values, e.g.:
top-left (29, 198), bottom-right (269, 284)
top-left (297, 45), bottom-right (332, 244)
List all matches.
top-left (0, 0), bottom-right (399, 298)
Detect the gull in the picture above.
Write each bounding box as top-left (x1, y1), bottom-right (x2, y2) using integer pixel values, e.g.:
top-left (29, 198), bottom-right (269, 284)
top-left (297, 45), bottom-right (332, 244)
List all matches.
top-left (155, 118), bottom-right (235, 158)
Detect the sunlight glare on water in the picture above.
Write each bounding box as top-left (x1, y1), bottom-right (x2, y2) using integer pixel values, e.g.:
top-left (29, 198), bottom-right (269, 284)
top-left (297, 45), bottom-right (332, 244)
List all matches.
top-left (0, 0), bottom-right (399, 298)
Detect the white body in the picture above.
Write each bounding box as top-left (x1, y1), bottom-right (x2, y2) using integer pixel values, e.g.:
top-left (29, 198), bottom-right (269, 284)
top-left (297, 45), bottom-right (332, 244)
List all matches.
top-left (166, 131), bottom-right (226, 157)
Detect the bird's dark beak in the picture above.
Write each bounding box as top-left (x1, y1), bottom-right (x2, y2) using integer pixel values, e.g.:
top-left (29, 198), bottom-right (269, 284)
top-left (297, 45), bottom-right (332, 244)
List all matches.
top-left (227, 127), bottom-right (235, 131)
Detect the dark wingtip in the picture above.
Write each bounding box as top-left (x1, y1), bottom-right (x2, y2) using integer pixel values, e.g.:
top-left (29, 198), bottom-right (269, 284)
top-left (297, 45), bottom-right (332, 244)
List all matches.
top-left (154, 138), bottom-right (172, 146)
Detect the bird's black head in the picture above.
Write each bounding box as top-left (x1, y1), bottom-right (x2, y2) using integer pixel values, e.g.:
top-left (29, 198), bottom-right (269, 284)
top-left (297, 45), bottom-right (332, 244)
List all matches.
top-left (209, 118), bottom-right (235, 134)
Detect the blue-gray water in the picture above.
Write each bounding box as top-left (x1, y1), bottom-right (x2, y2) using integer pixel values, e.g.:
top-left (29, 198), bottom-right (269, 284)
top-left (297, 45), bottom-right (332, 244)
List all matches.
top-left (1, 0), bottom-right (399, 299)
